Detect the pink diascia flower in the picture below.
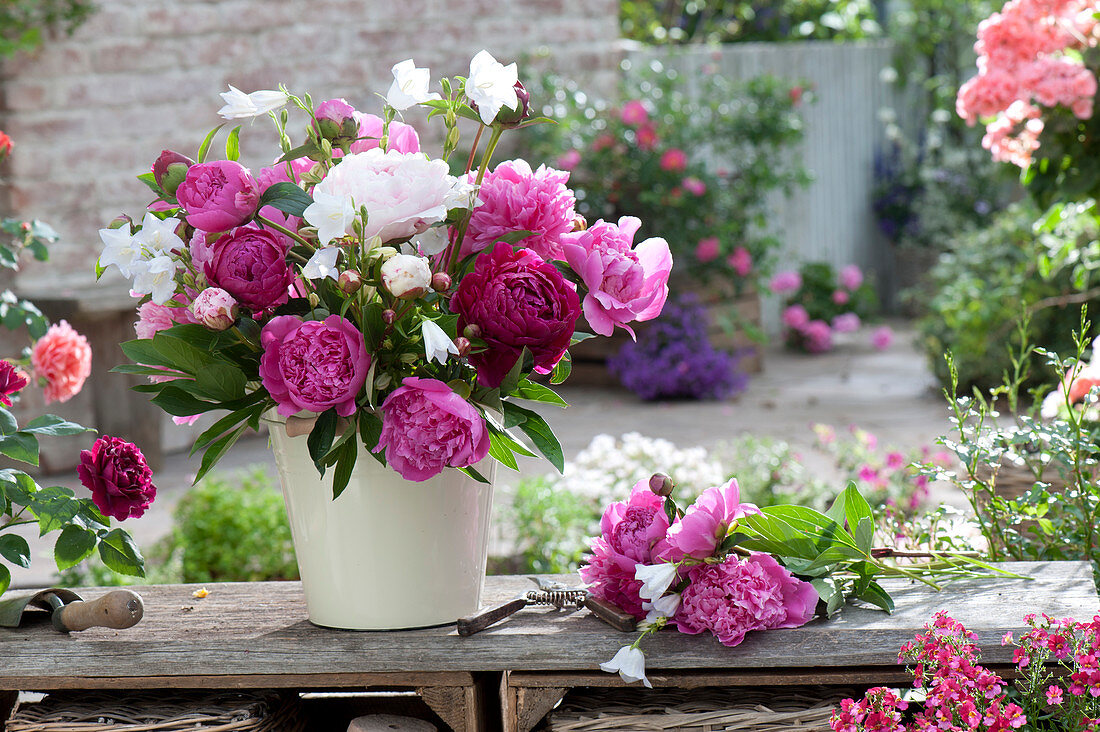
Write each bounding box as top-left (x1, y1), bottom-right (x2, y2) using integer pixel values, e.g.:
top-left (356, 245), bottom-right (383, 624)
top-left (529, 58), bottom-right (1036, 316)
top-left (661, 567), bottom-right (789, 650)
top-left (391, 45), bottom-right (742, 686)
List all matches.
top-left (373, 377), bottom-right (489, 482)
top-left (561, 216), bottom-right (673, 338)
top-left (839, 264), bottom-right (864, 290)
top-left (203, 225), bottom-right (293, 315)
top-left (259, 314), bottom-right (371, 418)
top-left (31, 320), bottom-right (92, 404)
top-left (78, 435), bottom-right (157, 521)
top-left (620, 100), bottom-right (649, 126)
top-left (801, 320), bottom-right (833, 353)
top-left (556, 149), bottom-right (581, 171)
top-left (462, 159), bottom-right (577, 261)
top-left (695, 237), bottom-right (720, 262)
top-left (175, 160), bottom-right (261, 233)
top-left (782, 304), bottom-right (810, 330)
top-left (769, 270), bottom-right (802, 293)
top-left (351, 112), bottom-right (421, 155)
top-left (0, 360), bottom-right (28, 407)
top-left (675, 553), bottom-right (818, 647)
top-left (728, 246), bottom-right (752, 276)
top-left (871, 325), bottom-right (894, 351)
top-left (451, 243), bottom-right (581, 388)
top-left (659, 148), bottom-right (688, 172)
top-left (662, 479), bottom-right (760, 562)
top-left (831, 312), bottom-right (861, 333)
top-left (682, 177), bottom-right (706, 196)
top-left (579, 480), bottom-right (671, 619)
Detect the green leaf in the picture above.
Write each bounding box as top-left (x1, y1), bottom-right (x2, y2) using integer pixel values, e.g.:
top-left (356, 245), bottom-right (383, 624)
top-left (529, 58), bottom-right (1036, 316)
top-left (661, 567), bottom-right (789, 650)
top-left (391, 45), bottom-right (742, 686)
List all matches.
top-left (225, 125), bottom-right (242, 161)
top-left (53, 525), bottom-right (96, 571)
top-left (359, 411), bottom-right (386, 466)
top-left (0, 433), bottom-right (38, 465)
top-left (111, 364), bottom-right (189, 378)
top-left (0, 564), bottom-right (9, 597)
top-left (97, 528), bottom-right (145, 578)
top-left (257, 182), bottom-right (313, 218)
top-left (495, 229), bottom-right (537, 245)
top-left (857, 580), bottom-right (894, 614)
top-left (196, 124), bottom-right (225, 164)
top-left (570, 332), bottom-right (596, 345)
top-left (501, 403), bottom-right (564, 473)
top-left (459, 465), bottom-right (491, 484)
top-left (0, 408), bottom-right (17, 437)
top-left (277, 142), bottom-right (321, 164)
top-left (550, 352), bottom-right (572, 384)
top-left (487, 429), bottom-right (520, 471)
top-left (29, 485), bottom-right (81, 535)
top-left (136, 171), bottom-right (162, 196)
top-left (331, 439), bottom-right (358, 500)
top-left (0, 470), bottom-right (37, 505)
top-left (511, 379), bottom-right (568, 408)
top-left (498, 348), bottom-right (528, 396)
top-left (0, 534), bottom-right (30, 568)
top-left (151, 386), bottom-right (212, 417)
top-left (193, 423), bottom-right (249, 484)
top-left (22, 415), bottom-right (91, 437)
top-left (307, 409), bottom-right (338, 474)
top-left (191, 404), bottom-right (264, 456)
top-left (193, 363), bottom-right (247, 402)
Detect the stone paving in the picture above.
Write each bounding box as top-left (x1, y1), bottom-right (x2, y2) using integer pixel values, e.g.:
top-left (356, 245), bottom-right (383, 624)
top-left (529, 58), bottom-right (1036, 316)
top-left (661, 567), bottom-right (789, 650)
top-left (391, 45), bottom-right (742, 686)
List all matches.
top-left (10, 321), bottom-right (954, 588)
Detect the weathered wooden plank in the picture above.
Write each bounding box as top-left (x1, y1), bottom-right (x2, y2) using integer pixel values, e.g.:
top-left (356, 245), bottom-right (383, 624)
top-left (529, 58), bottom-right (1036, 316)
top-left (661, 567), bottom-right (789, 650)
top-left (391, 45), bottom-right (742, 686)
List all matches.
top-left (0, 673), bottom-right (474, 691)
top-left (0, 563), bottom-right (1092, 684)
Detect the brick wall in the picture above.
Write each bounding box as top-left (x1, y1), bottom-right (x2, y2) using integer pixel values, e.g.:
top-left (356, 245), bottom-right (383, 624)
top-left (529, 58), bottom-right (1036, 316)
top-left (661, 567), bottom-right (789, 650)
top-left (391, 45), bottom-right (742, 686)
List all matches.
top-left (0, 0), bottom-right (622, 286)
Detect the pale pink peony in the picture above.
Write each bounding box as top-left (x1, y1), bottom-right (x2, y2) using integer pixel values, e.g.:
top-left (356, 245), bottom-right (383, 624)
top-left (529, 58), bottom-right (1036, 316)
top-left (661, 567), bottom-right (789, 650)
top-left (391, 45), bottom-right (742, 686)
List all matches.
top-left (781, 304), bottom-right (810, 330)
top-left (871, 325), bottom-right (894, 351)
top-left (560, 216), bottom-right (673, 338)
top-left (728, 246), bottom-right (752, 276)
top-left (674, 553), bottom-right (818, 647)
top-left (461, 159), bottom-right (577, 261)
top-left (134, 299), bottom-right (192, 339)
top-left (839, 264), bottom-right (864, 290)
top-left (579, 480), bottom-right (672, 620)
top-left (694, 237), bottom-right (720, 262)
top-left (769, 270), bottom-right (802, 293)
top-left (351, 112), bottom-right (421, 155)
top-left (31, 320), bottom-right (92, 404)
top-left (620, 100), bottom-right (649, 126)
top-left (373, 377), bottom-right (489, 482)
top-left (661, 479), bottom-right (760, 562)
top-left (189, 287), bottom-right (239, 331)
top-left (259, 314), bottom-right (371, 418)
top-left (831, 312), bottom-right (861, 333)
top-left (659, 148), bottom-right (688, 172)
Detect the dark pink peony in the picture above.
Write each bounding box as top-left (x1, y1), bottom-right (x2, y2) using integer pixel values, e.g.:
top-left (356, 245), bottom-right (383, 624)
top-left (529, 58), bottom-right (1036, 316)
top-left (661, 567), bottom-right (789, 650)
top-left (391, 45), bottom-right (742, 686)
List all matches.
top-left (661, 479), bottom-right (760, 562)
top-left (579, 480), bottom-right (672, 619)
top-left (259, 314), bottom-right (371, 418)
top-left (561, 216), bottom-right (672, 338)
top-left (78, 435), bottom-right (157, 521)
top-left (203, 225), bottom-right (293, 314)
top-left (460, 159), bottom-right (577, 261)
top-left (675, 553), bottom-right (818, 647)
top-left (373, 377), bottom-right (489, 482)
top-left (351, 112), bottom-right (421, 154)
top-left (0, 360), bottom-right (28, 406)
top-left (176, 160), bottom-right (261, 232)
top-left (450, 243), bottom-right (581, 388)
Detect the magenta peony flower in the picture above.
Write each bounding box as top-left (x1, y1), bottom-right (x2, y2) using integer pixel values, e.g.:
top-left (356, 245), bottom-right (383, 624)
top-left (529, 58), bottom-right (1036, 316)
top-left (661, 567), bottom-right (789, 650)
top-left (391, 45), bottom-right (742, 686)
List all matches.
top-left (769, 270), bottom-right (802, 293)
top-left (461, 159), bottom-right (577, 261)
top-left (620, 100), bottom-right (649, 126)
top-left (661, 479), bottom-right (760, 562)
top-left (203, 225), bottom-right (293, 314)
top-left (351, 112), bottom-right (421, 155)
top-left (189, 287), bottom-right (239, 331)
top-left (259, 314), bottom-right (371, 418)
top-left (450, 242), bottom-right (581, 388)
top-left (0, 360), bottom-right (28, 407)
top-left (175, 160), bottom-right (261, 232)
top-left (373, 377), bottom-right (489, 482)
top-left (561, 216), bottom-right (672, 338)
top-left (782, 304), bottom-right (810, 330)
top-left (839, 264), bottom-right (864, 290)
top-left (675, 553), bottom-right (818, 647)
top-left (831, 312), bottom-right (861, 333)
top-left (802, 319), bottom-right (833, 353)
top-left (579, 480), bottom-right (672, 619)
top-left (78, 435), bottom-right (157, 521)
top-left (314, 98), bottom-right (357, 140)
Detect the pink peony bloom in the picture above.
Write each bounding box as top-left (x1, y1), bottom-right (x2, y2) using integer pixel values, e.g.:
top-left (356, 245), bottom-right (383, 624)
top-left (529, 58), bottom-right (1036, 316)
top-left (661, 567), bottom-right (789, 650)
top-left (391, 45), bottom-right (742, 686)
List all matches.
top-left (802, 319), bottom-right (833, 353)
top-left (134, 297), bottom-right (197, 340)
top-left (839, 264), bottom-right (864, 290)
top-left (694, 237), bottom-right (720, 263)
top-left (556, 149), bottom-right (581, 171)
top-left (635, 124), bottom-right (658, 151)
top-left (0, 360), bottom-right (28, 407)
top-left (78, 435), bottom-right (157, 521)
top-left (579, 480), bottom-right (671, 619)
top-left (782, 304), bottom-right (810, 330)
top-left (682, 177), bottom-right (707, 196)
top-left (189, 287), bottom-right (239, 331)
top-left (620, 100), bottom-right (649, 126)
top-left (31, 320), bottom-right (92, 404)
top-left (175, 160), bottom-right (261, 233)
top-left (461, 159), bottom-right (577, 261)
top-left (871, 325), bottom-right (894, 351)
top-left (259, 314), bottom-right (371, 418)
top-left (662, 479), bottom-right (760, 562)
top-left (675, 553), bottom-right (818, 647)
top-left (451, 243), bottom-right (581, 388)
top-left (204, 225), bottom-right (293, 315)
top-left (351, 112), bottom-right (421, 155)
top-left (560, 216), bottom-right (672, 338)
top-left (769, 270), bottom-right (802, 293)
top-left (831, 289), bottom-right (850, 305)
top-left (373, 377), bottom-right (489, 482)
top-left (314, 98), bottom-right (357, 130)
top-left (659, 148), bottom-right (688, 172)
top-left (831, 312), bottom-right (861, 333)
top-left (728, 246), bottom-right (752, 276)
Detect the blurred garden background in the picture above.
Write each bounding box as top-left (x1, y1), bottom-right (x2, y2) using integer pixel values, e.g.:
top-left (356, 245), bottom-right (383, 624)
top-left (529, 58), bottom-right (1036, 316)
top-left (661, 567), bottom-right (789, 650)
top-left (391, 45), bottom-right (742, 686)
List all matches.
top-left (1, 0), bottom-right (1099, 591)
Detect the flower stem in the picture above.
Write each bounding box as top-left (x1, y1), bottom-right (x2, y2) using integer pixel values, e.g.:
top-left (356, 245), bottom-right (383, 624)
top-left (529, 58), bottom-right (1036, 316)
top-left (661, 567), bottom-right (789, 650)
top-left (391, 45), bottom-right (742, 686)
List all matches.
top-left (255, 215), bottom-right (314, 254)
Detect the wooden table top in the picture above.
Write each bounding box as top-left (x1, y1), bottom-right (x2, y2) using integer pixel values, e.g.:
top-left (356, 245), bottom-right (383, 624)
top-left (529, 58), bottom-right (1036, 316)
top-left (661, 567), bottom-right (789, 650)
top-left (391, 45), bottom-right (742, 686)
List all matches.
top-left (0, 562), bottom-right (1095, 689)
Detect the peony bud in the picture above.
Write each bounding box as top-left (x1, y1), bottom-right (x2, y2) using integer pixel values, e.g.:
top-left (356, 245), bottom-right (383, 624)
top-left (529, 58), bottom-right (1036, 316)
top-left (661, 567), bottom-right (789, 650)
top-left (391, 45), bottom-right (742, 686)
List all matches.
top-left (380, 254), bottom-right (432, 300)
top-left (382, 309), bottom-right (397, 325)
top-left (313, 98), bottom-right (360, 147)
top-left (494, 81), bottom-right (531, 127)
top-left (454, 336), bottom-right (471, 357)
top-left (462, 323), bottom-right (481, 339)
top-left (189, 287), bottom-right (239, 331)
top-left (571, 213), bottom-right (588, 232)
top-left (431, 272), bottom-right (452, 292)
top-left (107, 214), bottom-right (134, 231)
top-left (648, 473), bottom-right (675, 497)
top-left (152, 150), bottom-right (195, 196)
top-left (338, 269), bottom-right (362, 294)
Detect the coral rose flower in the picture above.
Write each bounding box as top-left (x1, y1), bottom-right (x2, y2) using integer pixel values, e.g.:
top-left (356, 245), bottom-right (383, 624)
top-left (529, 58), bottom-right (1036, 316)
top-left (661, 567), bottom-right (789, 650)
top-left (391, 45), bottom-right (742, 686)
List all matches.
top-left (31, 320), bottom-right (92, 404)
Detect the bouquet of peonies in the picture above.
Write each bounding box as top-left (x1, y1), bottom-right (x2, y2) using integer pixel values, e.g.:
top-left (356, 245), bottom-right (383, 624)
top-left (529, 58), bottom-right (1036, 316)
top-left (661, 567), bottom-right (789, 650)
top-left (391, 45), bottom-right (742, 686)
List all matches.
top-left (96, 51), bottom-right (673, 492)
top-left (584, 475), bottom-right (1025, 687)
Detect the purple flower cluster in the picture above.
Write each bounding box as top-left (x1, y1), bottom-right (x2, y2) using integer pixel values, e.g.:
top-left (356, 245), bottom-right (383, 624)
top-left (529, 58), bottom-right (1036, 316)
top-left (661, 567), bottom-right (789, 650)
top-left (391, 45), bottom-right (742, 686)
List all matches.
top-left (608, 295), bottom-right (748, 401)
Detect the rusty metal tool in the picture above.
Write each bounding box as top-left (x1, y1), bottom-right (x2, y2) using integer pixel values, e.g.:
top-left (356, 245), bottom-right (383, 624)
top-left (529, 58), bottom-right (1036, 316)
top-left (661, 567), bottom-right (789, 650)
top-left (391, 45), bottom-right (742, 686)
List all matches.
top-left (457, 577), bottom-right (635, 636)
top-left (0, 588), bottom-right (143, 633)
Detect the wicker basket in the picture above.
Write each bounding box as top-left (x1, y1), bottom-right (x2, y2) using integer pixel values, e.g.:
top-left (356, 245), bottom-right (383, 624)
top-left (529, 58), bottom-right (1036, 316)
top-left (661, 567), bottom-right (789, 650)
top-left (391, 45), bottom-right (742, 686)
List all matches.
top-left (5, 690), bottom-right (306, 732)
top-left (545, 686), bottom-right (855, 732)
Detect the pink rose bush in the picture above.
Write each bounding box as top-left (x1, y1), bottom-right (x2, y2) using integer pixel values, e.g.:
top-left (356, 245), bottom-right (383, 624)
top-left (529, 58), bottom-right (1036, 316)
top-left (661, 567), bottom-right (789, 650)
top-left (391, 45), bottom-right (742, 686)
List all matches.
top-left (31, 320), bottom-right (92, 404)
top-left (776, 262), bottom-right (878, 355)
top-left (96, 51), bottom-right (673, 489)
